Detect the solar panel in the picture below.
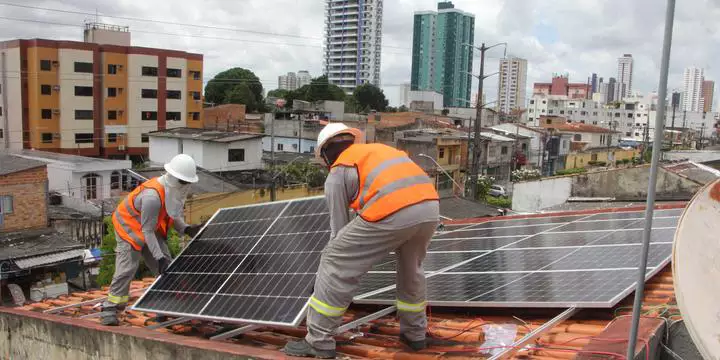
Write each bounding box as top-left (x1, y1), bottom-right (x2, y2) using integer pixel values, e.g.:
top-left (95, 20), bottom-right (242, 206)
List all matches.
top-left (356, 208), bottom-right (681, 308)
top-left (132, 196), bottom-right (330, 326)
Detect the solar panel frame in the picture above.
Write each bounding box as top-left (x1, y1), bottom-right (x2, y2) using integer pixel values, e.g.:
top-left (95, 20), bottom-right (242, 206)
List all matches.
top-left (355, 208), bottom-right (680, 308)
top-left (131, 196), bottom-right (328, 327)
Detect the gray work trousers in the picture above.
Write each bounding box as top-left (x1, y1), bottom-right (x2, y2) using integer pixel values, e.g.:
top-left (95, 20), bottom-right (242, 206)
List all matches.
top-left (305, 217), bottom-right (438, 350)
top-left (102, 231), bottom-right (170, 309)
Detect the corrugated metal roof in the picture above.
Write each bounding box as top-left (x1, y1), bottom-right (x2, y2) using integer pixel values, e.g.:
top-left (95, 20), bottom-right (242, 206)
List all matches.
top-left (14, 249), bottom-right (85, 269)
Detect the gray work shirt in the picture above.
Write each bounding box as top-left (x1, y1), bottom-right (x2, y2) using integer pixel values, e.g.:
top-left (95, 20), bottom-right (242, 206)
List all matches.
top-left (133, 189), bottom-right (189, 260)
top-left (325, 166), bottom-right (440, 239)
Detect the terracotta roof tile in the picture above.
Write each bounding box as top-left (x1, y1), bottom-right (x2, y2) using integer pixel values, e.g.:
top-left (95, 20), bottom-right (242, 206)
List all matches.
top-left (540, 123), bottom-right (619, 134)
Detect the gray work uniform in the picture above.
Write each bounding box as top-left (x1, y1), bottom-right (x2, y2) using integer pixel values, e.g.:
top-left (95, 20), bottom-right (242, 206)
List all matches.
top-left (103, 189), bottom-right (188, 308)
top-left (305, 166), bottom-right (439, 350)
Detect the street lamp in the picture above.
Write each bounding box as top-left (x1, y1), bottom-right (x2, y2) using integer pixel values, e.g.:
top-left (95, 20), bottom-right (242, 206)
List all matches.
top-left (418, 153), bottom-right (464, 194)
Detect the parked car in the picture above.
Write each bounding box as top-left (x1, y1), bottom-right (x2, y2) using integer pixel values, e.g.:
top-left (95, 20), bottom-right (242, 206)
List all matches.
top-left (488, 185), bottom-right (506, 197)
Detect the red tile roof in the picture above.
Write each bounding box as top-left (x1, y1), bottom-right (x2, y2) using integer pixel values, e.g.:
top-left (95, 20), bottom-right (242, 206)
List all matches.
top-left (540, 123), bottom-right (619, 134)
top-left (11, 205), bottom-right (684, 359)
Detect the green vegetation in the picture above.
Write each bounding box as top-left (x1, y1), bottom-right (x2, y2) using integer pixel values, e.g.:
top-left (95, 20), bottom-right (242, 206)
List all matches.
top-left (204, 67), bottom-right (266, 112)
top-left (97, 217), bottom-right (183, 286)
top-left (474, 175), bottom-right (495, 200)
top-left (511, 168), bottom-right (541, 182)
top-left (268, 75), bottom-right (346, 109)
top-left (555, 168), bottom-right (587, 176)
top-left (486, 195), bottom-right (511, 208)
top-left (275, 160), bottom-right (328, 188)
top-left (345, 83), bottom-right (389, 113)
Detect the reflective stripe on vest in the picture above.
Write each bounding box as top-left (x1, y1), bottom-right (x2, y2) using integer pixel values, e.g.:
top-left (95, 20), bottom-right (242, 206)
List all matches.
top-left (332, 144), bottom-right (439, 222)
top-left (111, 177), bottom-right (173, 251)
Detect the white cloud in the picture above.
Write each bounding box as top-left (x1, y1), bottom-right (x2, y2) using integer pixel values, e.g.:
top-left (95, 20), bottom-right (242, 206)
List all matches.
top-left (1, 0), bottom-right (718, 107)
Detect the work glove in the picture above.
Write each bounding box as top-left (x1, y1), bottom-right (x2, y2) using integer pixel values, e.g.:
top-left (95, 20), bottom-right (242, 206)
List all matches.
top-left (184, 222), bottom-right (205, 238)
top-left (157, 257), bottom-right (170, 275)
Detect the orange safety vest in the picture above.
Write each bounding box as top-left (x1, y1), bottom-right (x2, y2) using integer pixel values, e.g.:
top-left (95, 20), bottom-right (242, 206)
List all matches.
top-left (332, 143), bottom-right (439, 222)
top-left (111, 177), bottom-right (174, 251)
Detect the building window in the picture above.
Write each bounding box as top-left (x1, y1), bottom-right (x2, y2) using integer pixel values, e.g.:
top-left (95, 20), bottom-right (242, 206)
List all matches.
top-left (141, 133), bottom-right (149, 143)
top-left (614, 112), bottom-right (620, 117)
top-left (74, 86), bottom-right (93, 96)
top-left (529, 100), bottom-right (535, 104)
top-left (142, 66), bottom-right (158, 76)
top-left (74, 62), bottom-right (93, 73)
top-left (189, 70), bottom-right (201, 80)
top-left (580, 111), bottom-right (586, 115)
top-left (593, 121), bottom-right (598, 125)
top-left (41, 133), bottom-right (53, 144)
top-left (108, 64), bottom-right (118, 75)
top-left (546, 119), bottom-right (552, 125)
top-left (41, 84), bottom-right (52, 95)
top-left (141, 111), bottom-right (158, 121)
top-left (529, 109), bottom-right (534, 113)
top-left (74, 133), bottom-right (94, 144)
top-left (111, 171), bottom-right (121, 190)
top-left (82, 173), bottom-right (100, 200)
top-left (0, 129), bottom-right (3, 139)
top-left (107, 133), bottom-right (117, 143)
top-left (41, 109), bottom-right (52, 119)
top-left (627, 132), bottom-right (633, 137)
top-left (166, 112), bottom-right (181, 121)
top-left (107, 87), bottom-right (117, 97)
top-left (559, 110), bottom-right (564, 114)
top-left (108, 110), bottom-right (117, 120)
top-left (40, 60), bottom-right (52, 71)
top-left (628, 113), bottom-right (633, 118)
top-left (166, 90), bottom-right (181, 99)
top-left (0, 195), bottom-right (13, 214)
top-left (548, 110), bottom-right (554, 114)
top-left (563, 140), bottom-right (569, 149)
top-left (593, 112), bottom-right (598, 116)
top-left (438, 148), bottom-right (445, 159)
top-left (141, 89), bottom-right (158, 99)
top-left (167, 68), bottom-right (182, 78)
top-left (501, 146), bottom-right (508, 155)
top-left (190, 91), bottom-right (201, 101)
top-left (573, 134), bottom-right (582, 141)
top-left (75, 110), bottom-right (93, 120)
top-left (277, 143), bottom-right (284, 151)
top-left (228, 149), bottom-right (245, 162)
top-left (191, 112), bottom-right (200, 121)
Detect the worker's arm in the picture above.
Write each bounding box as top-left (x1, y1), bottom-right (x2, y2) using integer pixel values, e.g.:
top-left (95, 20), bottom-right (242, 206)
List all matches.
top-left (134, 190), bottom-right (168, 261)
top-left (172, 213), bottom-right (189, 235)
top-left (325, 166), bottom-right (359, 239)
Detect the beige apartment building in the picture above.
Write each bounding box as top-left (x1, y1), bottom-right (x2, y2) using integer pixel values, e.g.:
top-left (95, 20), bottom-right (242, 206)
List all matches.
top-left (0, 23), bottom-right (204, 159)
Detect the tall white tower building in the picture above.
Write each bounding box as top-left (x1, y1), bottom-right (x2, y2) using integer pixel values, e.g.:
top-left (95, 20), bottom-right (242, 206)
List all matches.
top-left (324, 0), bottom-right (383, 94)
top-left (497, 57), bottom-right (528, 114)
top-left (615, 54), bottom-right (633, 101)
top-left (682, 66), bottom-right (705, 112)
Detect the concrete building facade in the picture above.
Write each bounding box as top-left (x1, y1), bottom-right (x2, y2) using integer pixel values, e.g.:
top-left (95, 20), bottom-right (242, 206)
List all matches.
top-left (410, 1), bottom-right (474, 108)
top-left (497, 57), bottom-right (527, 114)
top-left (0, 23), bottom-right (204, 159)
top-left (616, 54), bottom-right (633, 101)
top-left (323, 0), bottom-right (383, 93)
top-left (682, 66), bottom-right (704, 112)
top-left (0, 154), bottom-right (48, 232)
top-left (533, 74), bottom-right (590, 99)
top-left (702, 79), bottom-right (714, 113)
top-left (278, 72), bottom-right (297, 90)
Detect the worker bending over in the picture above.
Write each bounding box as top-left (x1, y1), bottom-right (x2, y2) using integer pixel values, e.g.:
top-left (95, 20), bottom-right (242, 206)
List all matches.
top-left (101, 154), bottom-right (204, 326)
top-left (284, 123), bottom-right (440, 358)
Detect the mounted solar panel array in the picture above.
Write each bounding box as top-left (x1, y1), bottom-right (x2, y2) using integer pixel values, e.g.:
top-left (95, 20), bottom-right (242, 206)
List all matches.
top-left (354, 208), bottom-right (682, 308)
top-left (132, 196), bottom-right (331, 326)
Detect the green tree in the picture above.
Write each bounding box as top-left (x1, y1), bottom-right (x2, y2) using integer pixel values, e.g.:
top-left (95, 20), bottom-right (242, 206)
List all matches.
top-left (385, 106), bottom-right (398, 113)
top-left (267, 89), bottom-right (291, 99)
top-left (276, 160), bottom-right (328, 188)
top-left (97, 217), bottom-right (183, 286)
top-left (398, 105), bottom-right (409, 112)
top-left (351, 84), bottom-right (388, 112)
top-left (304, 75), bottom-right (346, 102)
top-left (204, 68), bottom-right (265, 112)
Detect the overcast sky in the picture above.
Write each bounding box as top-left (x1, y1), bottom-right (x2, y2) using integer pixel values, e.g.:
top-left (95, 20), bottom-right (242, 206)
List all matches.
top-left (1, 0), bottom-right (719, 107)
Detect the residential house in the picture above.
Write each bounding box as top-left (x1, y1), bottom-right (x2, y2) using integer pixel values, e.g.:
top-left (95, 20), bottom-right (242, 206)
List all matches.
top-left (478, 132), bottom-right (515, 183)
top-left (262, 101), bottom-right (344, 154)
top-left (148, 128), bottom-right (263, 172)
top-left (540, 116), bottom-right (620, 150)
top-left (564, 147), bottom-right (639, 169)
top-left (490, 123), bottom-right (544, 168)
top-left (394, 129), bottom-right (465, 196)
top-left (445, 107), bottom-right (499, 128)
top-left (204, 104), bottom-right (260, 132)
top-left (0, 154), bottom-right (48, 231)
top-left (371, 112), bottom-right (455, 145)
top-left (485, 126), bottom-right (533, 170)
top-left (8, 150), bottom-right (132, 201)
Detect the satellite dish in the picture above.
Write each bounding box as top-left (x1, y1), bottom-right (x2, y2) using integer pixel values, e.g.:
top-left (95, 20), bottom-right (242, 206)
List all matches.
top-left (673, 178), bottom-right (720, 360)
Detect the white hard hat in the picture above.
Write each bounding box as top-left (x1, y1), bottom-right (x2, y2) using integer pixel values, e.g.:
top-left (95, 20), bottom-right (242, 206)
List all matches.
top-left (164, 154), bottom-right (199, 183)
top-left (315, 123), bottom-right (364, 157)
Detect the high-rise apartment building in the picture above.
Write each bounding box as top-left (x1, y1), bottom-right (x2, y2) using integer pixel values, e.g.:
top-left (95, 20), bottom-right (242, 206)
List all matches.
top-left (497, 57), bottom-right (527, 113)
top-left (0, 23), bottom-right (203, 159)
top-left (278, 72), bottom-right (297, 90)
top-left (297, 70), bottom-right (312, 88)
top-left (324, 0), bottom-right (383, 94)
top-left (682, 66), bottom-right (704, 112)
top-left (615, 54), bottom-right (633, 100)
top-left (410, 1), bottom-right (474, 108)
top-left (590, 73), bottom-right (598, 94)
top-left (702, 80), bottom-right (714, 113)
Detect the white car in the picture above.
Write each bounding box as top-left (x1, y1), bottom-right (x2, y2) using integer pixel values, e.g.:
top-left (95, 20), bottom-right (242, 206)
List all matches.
top-left (488, 185), bottom-right (506, 197)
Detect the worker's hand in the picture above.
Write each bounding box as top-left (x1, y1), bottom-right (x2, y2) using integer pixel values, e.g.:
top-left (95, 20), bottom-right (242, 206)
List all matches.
top-left (157, 257), bottom-right (170, 275)
top-left (184, 222), bottom-right (205, 238)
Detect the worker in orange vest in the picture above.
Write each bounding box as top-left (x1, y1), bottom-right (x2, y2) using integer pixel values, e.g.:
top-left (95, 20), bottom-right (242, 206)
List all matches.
top-left (284, 123), bottom-right (440, 358)
top-left (100, 154), bottom-right (204, 326)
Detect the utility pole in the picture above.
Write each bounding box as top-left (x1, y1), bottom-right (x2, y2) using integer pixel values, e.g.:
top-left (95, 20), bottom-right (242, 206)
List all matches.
top-left (682, 110), bottom-right (687, 148)
top-left (270, 99), bottom-right (286, 201)
top-left (467, 42), bottom-right (507, 200)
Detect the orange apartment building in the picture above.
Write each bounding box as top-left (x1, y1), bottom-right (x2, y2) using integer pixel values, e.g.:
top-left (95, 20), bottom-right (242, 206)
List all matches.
top-left (0, 23), bottom-right (204, 160)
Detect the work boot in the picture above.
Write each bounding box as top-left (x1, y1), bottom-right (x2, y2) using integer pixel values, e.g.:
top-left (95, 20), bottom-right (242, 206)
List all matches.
top-left (100, 311), bottom-right (119, 326)
top-left (283, 339), bottom-right (336, 359)
top-left (399, 333), bottom-right (427, 351)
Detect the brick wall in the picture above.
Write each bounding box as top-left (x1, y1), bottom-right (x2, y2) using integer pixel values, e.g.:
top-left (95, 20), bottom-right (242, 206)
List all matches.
top-left (0, 166), bottom-right (48, 232)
